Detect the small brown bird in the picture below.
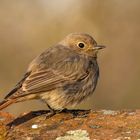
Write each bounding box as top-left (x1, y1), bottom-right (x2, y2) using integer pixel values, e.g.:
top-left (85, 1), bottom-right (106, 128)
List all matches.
top-left (0, 33), bottom-right (105, 115)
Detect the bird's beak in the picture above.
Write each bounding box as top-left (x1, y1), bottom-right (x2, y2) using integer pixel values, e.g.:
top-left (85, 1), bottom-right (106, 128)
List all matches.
top-left (95, 45), bottom-right (106, 50)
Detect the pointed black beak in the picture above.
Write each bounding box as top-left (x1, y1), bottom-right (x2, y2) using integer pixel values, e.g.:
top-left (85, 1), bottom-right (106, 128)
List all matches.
top-left (95, 45), bottom-right (106, 50)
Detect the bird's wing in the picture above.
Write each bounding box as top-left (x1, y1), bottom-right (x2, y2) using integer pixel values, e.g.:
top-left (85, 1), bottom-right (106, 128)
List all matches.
top-left (4, 72), bottom-right (31, 99)
top-left (5, 45), bottom-right (89, 99)
top-left (22, 57), bottom-right (88, 94)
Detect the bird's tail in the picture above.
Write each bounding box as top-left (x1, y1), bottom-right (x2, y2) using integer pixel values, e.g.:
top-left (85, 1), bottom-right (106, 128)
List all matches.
top-left (0, 93), bottom-right (36, 110)
top-left (0, 99), bottom-right (16, 110)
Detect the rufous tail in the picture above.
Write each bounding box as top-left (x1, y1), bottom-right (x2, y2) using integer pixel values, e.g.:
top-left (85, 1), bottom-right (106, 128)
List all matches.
top-left (0, 99), bottom-right (16, 110)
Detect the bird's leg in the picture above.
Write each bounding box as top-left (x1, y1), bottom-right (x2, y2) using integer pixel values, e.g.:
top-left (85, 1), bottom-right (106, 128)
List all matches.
top-left (45, 103), bottom-right (56, 119)
top-left (47, 103), bottom-right (56, 114)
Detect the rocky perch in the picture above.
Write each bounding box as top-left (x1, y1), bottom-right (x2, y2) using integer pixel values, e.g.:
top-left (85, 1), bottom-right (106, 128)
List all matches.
top-left (0, 109), bottom-right (140, 140)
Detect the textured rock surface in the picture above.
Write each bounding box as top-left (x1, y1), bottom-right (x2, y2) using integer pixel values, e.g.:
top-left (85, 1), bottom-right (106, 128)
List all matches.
top-left (0, 109), bottom-right (140, 140)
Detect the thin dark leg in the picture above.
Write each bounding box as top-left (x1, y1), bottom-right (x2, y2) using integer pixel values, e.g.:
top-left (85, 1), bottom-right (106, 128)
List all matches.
top-left (47, 103), bottom-right (55, 113)
top-left (45, 103), bottom-right (56, 119)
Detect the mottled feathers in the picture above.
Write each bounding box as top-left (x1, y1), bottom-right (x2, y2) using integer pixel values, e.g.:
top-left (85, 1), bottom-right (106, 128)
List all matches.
top-left (0, 33), bottom-right (105, 110)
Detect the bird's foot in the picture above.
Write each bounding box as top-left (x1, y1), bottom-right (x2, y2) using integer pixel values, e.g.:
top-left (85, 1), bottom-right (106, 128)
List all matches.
top-left (45, 109), bottom-right (56, 119)
top-left (70, 110), bottom-right (90, 118)
top-left (60, 109), bottom-right (89, 118)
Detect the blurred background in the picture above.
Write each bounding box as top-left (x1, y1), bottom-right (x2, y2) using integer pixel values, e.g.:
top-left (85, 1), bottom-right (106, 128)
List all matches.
top-left (0, 0), bottom-right (140, 115)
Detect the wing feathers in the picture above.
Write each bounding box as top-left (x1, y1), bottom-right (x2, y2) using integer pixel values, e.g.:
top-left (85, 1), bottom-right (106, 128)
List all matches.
top-left (22, 69), bottom-right (73, 93)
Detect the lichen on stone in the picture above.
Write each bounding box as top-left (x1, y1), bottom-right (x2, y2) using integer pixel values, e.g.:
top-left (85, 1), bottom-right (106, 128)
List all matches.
top-left (56, 129), bottom-right (90, 140)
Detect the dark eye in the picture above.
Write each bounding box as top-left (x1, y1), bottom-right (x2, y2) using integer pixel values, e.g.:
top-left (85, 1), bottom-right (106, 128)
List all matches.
top-left (78, 42), bottom-right (85, 48)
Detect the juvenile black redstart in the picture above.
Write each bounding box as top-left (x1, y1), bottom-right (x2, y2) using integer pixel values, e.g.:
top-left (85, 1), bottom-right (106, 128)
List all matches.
top-left (0, 33), bottom-right (105, 114)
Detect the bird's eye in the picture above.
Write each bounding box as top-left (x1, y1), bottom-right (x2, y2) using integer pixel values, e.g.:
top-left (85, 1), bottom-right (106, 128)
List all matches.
top-left (78, 42), bottom-right (85, 48)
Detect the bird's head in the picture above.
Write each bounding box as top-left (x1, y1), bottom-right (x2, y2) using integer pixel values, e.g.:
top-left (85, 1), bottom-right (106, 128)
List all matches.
top-left (60, 33), bottom-right (105, 58)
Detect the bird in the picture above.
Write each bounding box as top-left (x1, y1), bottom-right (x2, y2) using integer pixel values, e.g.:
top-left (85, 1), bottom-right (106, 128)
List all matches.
top-left (0, 33), bottom-right (105, 115)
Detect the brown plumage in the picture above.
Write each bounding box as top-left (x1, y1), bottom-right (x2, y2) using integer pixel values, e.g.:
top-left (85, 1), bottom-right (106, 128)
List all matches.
top-left (0, 33), bottom-right (105, 112)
